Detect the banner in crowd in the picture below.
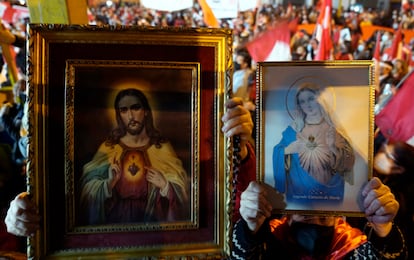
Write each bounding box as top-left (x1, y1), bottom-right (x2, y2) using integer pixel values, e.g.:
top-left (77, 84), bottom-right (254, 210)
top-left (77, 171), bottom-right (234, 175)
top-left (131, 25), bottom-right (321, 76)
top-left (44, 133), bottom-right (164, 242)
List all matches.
top-left (205, 0), bottom-right (238, 19)
top-left (204, 0), bottom-right (257, 18)
top-left (141, 0), bottom-right (257, 19)
top-left (298, 24), bottom-right (413, 45)
top-left (238, 0), bottom-right (258, 11)
top-left (359, 25), bottom-right (414, 44)
top-left (376, 70), bottom-right (414, 143)
top-left (140, 0), bottom-right (193, 12)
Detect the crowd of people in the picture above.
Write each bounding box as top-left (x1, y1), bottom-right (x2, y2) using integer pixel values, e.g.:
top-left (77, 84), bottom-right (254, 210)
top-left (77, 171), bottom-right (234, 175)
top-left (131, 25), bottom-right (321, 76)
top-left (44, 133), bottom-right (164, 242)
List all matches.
top-left (0, 1), bottom-right (413, 259)
top-left (86, 1), bottom-right (414, 64)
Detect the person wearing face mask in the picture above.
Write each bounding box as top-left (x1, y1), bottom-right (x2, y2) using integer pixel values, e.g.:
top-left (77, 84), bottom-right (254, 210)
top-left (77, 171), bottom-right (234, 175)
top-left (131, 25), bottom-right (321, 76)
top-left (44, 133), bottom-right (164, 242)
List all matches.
top-left (231, 151), bottom-right (407, 259)
top-left (233, 48), bottom-right (254, 104)
top-left (305, 38), bottom-right (318, 61)
top-left (382, 33), bottom-right (412, 69)
top-left (232, 179), bottom-right (406, 259)
top-left (380, 31), bottom-right (393, 55)
top-left (373, 140), bottom-right (414, 256)
top-left (353, 40), bottom-right (372, 60)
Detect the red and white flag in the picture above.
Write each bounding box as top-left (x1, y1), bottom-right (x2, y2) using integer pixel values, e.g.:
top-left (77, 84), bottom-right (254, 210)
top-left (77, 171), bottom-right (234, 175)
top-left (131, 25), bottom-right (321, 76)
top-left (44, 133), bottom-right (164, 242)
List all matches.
top-left (376, 69), bottom-right (414, 143)
top-left (246, 21), bottom-right (291, 62)
top-left (314, 0), bottom-right (333, 60)
top-left (0, 2), bottom-right (29, 24)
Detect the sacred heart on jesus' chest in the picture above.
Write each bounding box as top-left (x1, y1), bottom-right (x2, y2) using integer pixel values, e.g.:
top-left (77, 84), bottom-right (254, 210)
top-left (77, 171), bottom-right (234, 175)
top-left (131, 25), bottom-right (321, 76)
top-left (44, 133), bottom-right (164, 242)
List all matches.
top-left (115, 149), bottom-right (150, 198)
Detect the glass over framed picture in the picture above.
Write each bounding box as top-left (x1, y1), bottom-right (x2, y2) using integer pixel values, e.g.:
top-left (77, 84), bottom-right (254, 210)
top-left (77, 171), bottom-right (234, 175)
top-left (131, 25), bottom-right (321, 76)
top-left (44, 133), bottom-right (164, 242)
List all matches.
top-left (256, 61), bottom-right (375, 216)
top-left (26, 24), bottom-right (234, 259)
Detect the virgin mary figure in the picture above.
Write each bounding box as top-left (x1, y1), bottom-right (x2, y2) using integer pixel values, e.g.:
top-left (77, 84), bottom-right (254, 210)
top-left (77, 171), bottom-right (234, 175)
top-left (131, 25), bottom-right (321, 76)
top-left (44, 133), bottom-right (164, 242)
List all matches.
top-left (273, 82), bottom-right (355, 205)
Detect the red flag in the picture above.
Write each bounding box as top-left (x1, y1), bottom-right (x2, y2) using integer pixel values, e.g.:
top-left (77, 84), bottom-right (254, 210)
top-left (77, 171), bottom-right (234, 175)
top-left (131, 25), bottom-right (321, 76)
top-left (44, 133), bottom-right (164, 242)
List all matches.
top-left (197, 0), bottom-right (220, 28)
top-left (246, 21), bottom-right (291, 62)
top-left (376, 69), bottom-right (414, 142)
top-left (388, 25), bottom-right (403, 61)
top-left (314, 0), bottom-right (333, 60)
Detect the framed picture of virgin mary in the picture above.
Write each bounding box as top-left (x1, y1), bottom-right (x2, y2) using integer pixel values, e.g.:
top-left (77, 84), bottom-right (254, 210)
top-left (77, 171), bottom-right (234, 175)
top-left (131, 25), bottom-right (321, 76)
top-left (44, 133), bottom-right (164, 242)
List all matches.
top-left (256, 61), bottom-right (375, 216)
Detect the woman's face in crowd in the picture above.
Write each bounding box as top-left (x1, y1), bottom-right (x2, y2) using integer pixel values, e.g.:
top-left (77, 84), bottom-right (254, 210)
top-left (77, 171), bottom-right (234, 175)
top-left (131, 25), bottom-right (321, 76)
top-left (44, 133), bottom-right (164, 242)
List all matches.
top-left (297, 89), bottom-right (321, 117)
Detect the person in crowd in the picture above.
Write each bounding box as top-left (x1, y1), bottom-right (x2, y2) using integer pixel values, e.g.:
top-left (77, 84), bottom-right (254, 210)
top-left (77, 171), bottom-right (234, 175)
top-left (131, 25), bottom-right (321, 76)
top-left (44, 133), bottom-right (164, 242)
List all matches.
top-left (254, 8), bottom-right (273, 34)
top-left (232, 179), bottom-right (406, 259)
top-left (334, 41), bottom-right (354, 60)
top-left (374, 140), bottom-right (414, 255)
top-left (0, 78), bottom-right (27, 251)
top-left (0, 21), bottom-right (28, 256)
top-left (380, 31), bottom-right (394, 56)
top-left (290, 29), bottom-right (310, 55)
top-left (292, 45), bottom-right (308, 61)
top-left (233, 48), bottom-right (256, 136)
top-left (377, 61), bottom-right (395, 100)
top-left (4, 96), bottom-right (254, 236)
top-left (353, 39), bottom-right (372, 60)
top-left (306, 38), bottom-right (319, 60)
top-left (392, 58), bottom-right (409, 84)
top-left (383, 33), bottom-right (413, 68)
top-left (233, 48), bottom-right (254, 103)
top-left (273, 82), bottom-right (355, 204)
top-left (78, 88), bottom-right (189, 225)
top-left (349, 22), bottom-right (363, 52)
top-left (0, 79), bottom-right (28, 172)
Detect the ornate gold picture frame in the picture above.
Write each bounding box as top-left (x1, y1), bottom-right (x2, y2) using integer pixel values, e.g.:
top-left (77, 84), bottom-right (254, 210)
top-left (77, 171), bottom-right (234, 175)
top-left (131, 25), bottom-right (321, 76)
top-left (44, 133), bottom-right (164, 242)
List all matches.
top-left (27, 24), bottom-right (233, 259)
top-left (256, 61), bottom-right (375, 217)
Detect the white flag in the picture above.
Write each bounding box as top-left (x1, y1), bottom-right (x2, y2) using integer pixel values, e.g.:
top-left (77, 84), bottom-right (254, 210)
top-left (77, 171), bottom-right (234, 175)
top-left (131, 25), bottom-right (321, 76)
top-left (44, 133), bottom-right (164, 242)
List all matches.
top-left (238, 0), bottom-right (257, 11)
top-left (141, 0), bottom-right (193, 12)
top-left (206, 0), bottom-right (238, 19)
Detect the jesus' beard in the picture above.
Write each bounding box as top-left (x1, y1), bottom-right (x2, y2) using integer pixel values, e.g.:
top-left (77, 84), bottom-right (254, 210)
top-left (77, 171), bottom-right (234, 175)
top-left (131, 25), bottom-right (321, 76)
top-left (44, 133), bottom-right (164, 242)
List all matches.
top-left (126, 120), bottom-right (145, 136)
